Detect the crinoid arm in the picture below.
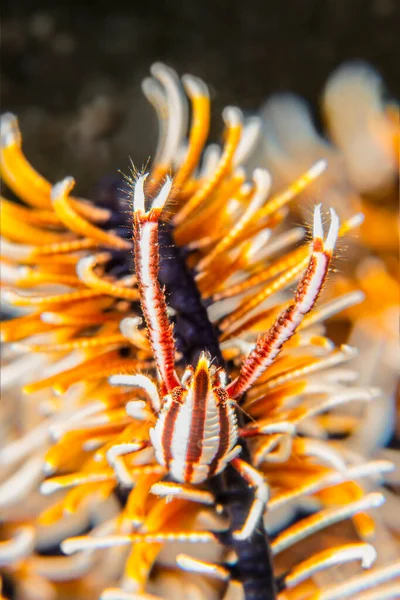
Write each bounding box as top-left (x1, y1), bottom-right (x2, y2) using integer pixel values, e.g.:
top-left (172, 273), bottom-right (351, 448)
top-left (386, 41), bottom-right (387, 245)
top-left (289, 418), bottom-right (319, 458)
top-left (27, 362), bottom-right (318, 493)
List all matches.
top-left (227, 204), bottom-right (340, 399)
top-left (230, 458), bottom-right (270, 540)
top-left (109, 372), bottom-right (161, 413)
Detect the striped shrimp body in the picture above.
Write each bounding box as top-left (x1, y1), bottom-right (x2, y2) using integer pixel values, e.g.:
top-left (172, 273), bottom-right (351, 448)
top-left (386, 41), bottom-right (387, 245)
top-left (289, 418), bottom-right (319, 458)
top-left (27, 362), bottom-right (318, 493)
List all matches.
top-left (150, 354), bottom-right (239, 484)
top-left (109, 174), bottom-right (340, 541)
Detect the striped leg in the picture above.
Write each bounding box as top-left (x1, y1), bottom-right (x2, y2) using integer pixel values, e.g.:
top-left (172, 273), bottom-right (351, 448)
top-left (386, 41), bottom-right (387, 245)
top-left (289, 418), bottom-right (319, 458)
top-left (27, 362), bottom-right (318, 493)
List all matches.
top-left (227, 205), bottom-right (340, 399)
top-left (231, 458), bottom-right (269, 540)
top-left (132, 175), bottom-right (180, 392)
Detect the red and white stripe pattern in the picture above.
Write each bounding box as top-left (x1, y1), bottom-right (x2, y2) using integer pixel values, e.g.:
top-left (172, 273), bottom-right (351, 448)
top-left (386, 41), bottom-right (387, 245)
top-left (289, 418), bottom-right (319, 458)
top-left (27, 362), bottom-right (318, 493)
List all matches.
top-left (227, 204), bottom-right (340, 399)
top-left (150, 352), bottom-right (239, 484)
top-left (131, 174), bottom-right (339, 537)
top-left (133, 174), bottom-right (180, 392)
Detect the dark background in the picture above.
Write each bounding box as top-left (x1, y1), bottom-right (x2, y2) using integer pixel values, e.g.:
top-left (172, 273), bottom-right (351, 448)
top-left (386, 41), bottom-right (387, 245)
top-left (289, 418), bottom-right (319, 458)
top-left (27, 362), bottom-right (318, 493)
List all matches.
top-left (1, 0), bottom-right (399, 194)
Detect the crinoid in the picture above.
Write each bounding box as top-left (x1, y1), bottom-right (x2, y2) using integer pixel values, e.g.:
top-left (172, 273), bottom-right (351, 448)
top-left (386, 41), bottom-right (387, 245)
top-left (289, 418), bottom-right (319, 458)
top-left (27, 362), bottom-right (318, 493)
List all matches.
top-left (1, 64), bottom-right (399, 600)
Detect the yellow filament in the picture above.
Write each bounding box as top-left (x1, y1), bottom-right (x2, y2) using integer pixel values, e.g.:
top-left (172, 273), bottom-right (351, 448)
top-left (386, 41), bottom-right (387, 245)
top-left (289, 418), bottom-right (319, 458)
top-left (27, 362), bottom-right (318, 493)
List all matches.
top-left (124, 499), bottom-right (192, 590)
top-left (22, 332), bottom-right (126, 353)
top-left (38, 310), bottom-right (121, 327)
top-left (198, 248), bottom-right (249, 298)
top-left (197, 183), bottom-right (263, 273)
top-left (173, 90), bottom-right (210, 190)
top-left (255, 162), bottom-right (326, 223)
top-left (125, 472), bottom-right (163, 526)
top-left (22, 350), bottom-right (120, 394)
top-left (78, 254), bottom-right (140, 301)
top-left (0, 196), bottom-right (61, 227)
top-left (174, 116), bottom-right (242, 225)
top-left (284, 542), bottom-right (375, 588)
top-left (174, 169), bottom-right (246, 246)
top-left (0, 313), bottom-right (54, 342)
top-left (63, 482), bottom-right (115, 515)
top-left (52, 177), bottom-right (131, 250)
top-left (15, 270), bottom-right (82, 288)
top-left (1, 135), bottom-right (53, 208)
top-left (214, 245), bottom-right (308, 301)
top-left (29, 238), bottom-right (99, 256)
top-left (1, 118), bottom-right (111, 221)
top-left (220, 306), bottom-right (280, 343)
top-left (4, 288), bottom-right (105, 308)
top-left (44, 469), bottom-right (116, 491)
top-left (0, 205), bottom-right (68, 246)
top-left (220, 255), bottom-right (310, 334)
top-left (24, 355), bottom-right (151, 395)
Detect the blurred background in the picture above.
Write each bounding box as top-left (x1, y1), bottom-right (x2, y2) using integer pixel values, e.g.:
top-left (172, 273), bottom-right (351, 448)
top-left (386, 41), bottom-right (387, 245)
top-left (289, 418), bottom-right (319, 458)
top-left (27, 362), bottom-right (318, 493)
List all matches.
top-left (2, 0), bottom-right (399, 195)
